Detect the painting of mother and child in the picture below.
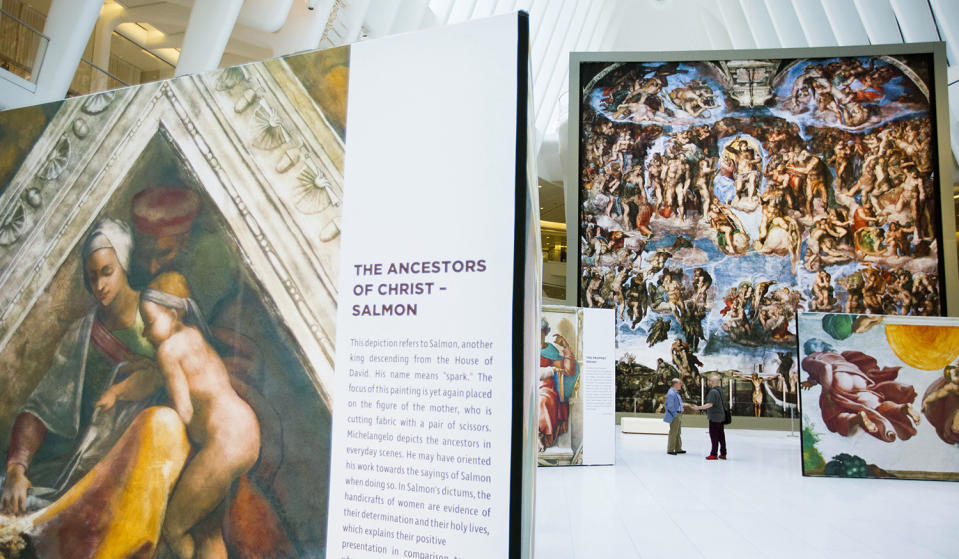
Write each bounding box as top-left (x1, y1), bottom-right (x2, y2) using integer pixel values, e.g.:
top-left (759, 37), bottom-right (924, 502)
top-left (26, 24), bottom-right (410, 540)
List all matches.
top-left (0, 47), bottom-right (349, 558)
top-left (0, 183), bottom-right (330, 558)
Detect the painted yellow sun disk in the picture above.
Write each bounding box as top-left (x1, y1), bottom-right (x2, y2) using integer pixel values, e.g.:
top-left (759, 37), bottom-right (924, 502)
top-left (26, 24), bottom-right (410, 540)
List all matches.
top-left (885, 324), bottom-right (959, 370)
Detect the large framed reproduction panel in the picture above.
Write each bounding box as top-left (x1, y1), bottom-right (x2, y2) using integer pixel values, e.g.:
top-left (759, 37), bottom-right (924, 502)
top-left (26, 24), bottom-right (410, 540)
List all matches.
top-left (799, 312), bottom-right (959, 481)
top-left (570, 43), bottom-right (956, 420)
top-left (0, 13), bottom-right (536, 559)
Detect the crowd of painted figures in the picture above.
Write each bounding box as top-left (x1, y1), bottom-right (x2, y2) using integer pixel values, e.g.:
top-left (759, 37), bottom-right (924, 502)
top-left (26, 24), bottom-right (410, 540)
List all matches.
top-left (581, 60), bottom-right (940, 353)
top-left (581, 57), bottom-right (940, 415)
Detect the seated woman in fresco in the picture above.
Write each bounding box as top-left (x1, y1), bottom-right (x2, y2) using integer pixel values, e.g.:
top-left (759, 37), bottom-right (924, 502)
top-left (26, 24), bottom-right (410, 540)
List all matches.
top-left (0, 219), bottom-right (193, 557)
top-left (0, 218), bottom-right (287, 558)
top-left (1, 219), bottom-right (163, 515)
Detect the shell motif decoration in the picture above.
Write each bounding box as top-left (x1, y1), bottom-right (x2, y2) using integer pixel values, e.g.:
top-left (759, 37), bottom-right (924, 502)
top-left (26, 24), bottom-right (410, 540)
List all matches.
top-left (216, 66), bottom-right (247, 91)
top-left (252, 102), bottom-right (289, 151)
top-left (81, 91), bottom-right (117, 115)
top-left (0, 205), bottom-right (26, 246)
top-left (37, 137), bottom-right (70, 181)
top-left (295, 160), bottom-right (338, 214)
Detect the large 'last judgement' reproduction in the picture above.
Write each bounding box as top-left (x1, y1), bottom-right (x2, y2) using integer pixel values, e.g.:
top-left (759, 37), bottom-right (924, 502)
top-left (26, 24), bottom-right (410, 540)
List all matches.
top-left (577, 53), bottom-right (945, 417)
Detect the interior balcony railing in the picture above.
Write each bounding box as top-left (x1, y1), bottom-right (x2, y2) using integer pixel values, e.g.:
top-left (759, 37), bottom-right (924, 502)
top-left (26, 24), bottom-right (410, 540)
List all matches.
top-left (0, 7), bottom-right (48, 87)
top-left (111, 29), bottom-right (177, 84)
top-left (68, 58), bottom-right (129, 98)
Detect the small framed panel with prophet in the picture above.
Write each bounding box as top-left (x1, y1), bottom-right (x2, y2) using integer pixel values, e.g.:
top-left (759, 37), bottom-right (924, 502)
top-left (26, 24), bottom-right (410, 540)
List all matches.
top-left (538, 306), bottom-right (615, 466)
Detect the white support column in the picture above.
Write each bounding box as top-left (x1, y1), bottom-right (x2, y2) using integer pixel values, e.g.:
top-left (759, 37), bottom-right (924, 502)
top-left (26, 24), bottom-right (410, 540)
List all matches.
top-left (236, 0), bottom-right (295, 33)
top-left (531, 0), bottom-right (562, 85)
top-left (853, 0), bottom-right (903, 44)
top-left (583, 0), bottom-right (612, 51)
top-left (165, 0), bottom-right (294, 34)
top-left (821, 0), bottom-right (869, 46)
top-left (344, 0), bottom-right (372, 42)
top-left (268, 1), bottom-right (332, 57)
top-left (791, 0), bottom-right (838, 47)
top-left (445, 0), bottom-right (479, 24)
top-left (362, 1), bottom-right (401, 38)
top-left (91, 3), bottom-right (126, 95)
top-left (930, 0), bottom-right (959, 65)
top-left (230, 1), bottom-right (332, 59)
top-left (429, 0), bottom-right (456, 24)
top-left (698, 8), bottom-right (736, 50)
top-left (470, 0), bottom-right (499, 20)
top-left (175, 0), bottom-right (244, 77)
top-left (535, 0), bottom-right (577, 134)
top-left (739, 0), bottom-right (782, 49)
top-left (889, 0), bottom-right (940, 43)
top-left (538, 0), bottom-right (590, 136)
top-left (764, 0), bottom-right (808, 47)
top-left (717, 0), bottom-right (757, 49)
top-left (389, 0), bottom-right (431, 34)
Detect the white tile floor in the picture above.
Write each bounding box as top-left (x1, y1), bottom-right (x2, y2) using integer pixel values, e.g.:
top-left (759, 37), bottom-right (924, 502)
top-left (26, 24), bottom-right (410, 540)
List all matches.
top-left (535, 428), bottom-right (959, 559)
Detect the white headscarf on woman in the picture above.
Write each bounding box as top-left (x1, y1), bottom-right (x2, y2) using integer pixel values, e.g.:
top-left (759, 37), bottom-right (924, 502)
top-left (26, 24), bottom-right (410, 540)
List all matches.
top-left (81, 219), bottom-right (134, 295)
top-left (82, 218), bottom-right (133, 273)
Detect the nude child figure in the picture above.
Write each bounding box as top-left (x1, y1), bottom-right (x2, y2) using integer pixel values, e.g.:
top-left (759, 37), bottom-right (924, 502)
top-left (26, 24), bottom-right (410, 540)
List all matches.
top-left (98, 272), bottom-right (260, 559)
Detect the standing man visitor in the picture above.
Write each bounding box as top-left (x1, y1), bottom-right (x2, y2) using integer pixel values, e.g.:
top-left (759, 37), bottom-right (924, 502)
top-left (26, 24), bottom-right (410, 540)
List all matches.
top-left (664, 378), bottom-right (688, 455)
top-left (699, 375), bottom-right (728, 460)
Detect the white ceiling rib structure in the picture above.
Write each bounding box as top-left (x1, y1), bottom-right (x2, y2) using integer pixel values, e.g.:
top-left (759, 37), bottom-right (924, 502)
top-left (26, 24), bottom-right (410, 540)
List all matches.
top-left (0, 0), bottom-right (957, 186)
top-left (359, 0), bottom-right (959, 186)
